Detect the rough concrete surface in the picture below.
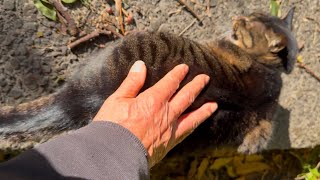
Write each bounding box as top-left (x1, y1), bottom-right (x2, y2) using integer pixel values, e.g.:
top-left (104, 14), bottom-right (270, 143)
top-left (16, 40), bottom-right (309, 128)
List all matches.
top-left (1, 0), bottom-right (320, 179)
top-left (0, 0), bottom-right (319, 157)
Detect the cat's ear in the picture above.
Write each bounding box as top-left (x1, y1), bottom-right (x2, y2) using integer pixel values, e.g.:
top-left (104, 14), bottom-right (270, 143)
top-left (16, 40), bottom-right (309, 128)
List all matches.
top-left (282, 7), bottom-right (298, 73)
top-left (282, 7), bottom-right (295, 30)
top-left (265, 32), bottom-right (285, 53)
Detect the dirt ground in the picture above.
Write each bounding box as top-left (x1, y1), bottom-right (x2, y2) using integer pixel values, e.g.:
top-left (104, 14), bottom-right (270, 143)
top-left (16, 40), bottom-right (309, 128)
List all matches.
top-left (0, 0), bottom-right (320, 179)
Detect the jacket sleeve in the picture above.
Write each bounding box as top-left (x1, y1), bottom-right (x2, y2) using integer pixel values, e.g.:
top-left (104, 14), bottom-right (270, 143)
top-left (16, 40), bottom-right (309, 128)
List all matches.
top-left (0, 121), bottom-right (150, 180)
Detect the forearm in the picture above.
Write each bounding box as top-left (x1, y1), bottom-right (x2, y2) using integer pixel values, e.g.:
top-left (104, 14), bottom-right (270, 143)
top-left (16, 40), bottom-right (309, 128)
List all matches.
top-left (0, 122), bottom-right (149, 180)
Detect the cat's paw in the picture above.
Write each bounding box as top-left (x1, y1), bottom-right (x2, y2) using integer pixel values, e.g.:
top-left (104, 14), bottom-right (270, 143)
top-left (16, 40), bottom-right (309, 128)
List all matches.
top-left (237, 120), bottom-right (272, 154)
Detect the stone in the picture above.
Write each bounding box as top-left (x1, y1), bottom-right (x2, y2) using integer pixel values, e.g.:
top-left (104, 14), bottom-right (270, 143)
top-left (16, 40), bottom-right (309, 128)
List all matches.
top-left (8, 89), bottom-right (23, 99)
top-left (68, 54), bottom-right (78, 61)
top-left (23, 3), bottom-right (37, 17)
top-left (3, 0), bottom-right (15, 10)
top-left (0, 80), bottom-right (7, 87)
top-left (38, 76), bottom-right (48, 86)
top-left (42, 65), bottom-right (51, 73)
top-left (0, 75), bottom-right (6, 87)
top-left (44, 31), bottom-right (52, 37)
top-left (23, 74), bottom-right (39, 90)
top-left (2, 36), bottom-right (14, 46)
top-left (60, 46), bottom-right (68, 56)
top-left (9, 59), bottom-right (20, 70)
top-left (17, 46), bottom-right (28, 56)
top-left (23, 22), bottom-right (38, 32)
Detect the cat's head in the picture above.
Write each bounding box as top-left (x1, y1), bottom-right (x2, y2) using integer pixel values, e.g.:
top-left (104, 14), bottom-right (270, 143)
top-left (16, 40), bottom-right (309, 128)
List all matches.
top-left (229, 8), bottom-right (298, 73)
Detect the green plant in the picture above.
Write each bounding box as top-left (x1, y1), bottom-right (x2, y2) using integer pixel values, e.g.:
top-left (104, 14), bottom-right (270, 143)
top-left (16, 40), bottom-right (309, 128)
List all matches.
top-left (296, 163), bottom-right (320, 180)
top-left (34, 0), bottom-right (90, 21)
top-left (270, 0), bottom-right (281, 17)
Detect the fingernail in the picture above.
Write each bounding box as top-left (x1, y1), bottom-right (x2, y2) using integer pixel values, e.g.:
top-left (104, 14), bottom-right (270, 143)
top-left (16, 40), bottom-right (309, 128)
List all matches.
top-left (130, 60), bottom-right (145, 72)
top-left (204, 75), bottom-right (210, 84)
top-left (209, 102), bottom-right (218, 113)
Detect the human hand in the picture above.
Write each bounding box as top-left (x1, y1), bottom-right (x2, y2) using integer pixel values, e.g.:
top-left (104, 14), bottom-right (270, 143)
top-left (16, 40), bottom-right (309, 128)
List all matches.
top-left (93, 60), bottom-right (217, 167)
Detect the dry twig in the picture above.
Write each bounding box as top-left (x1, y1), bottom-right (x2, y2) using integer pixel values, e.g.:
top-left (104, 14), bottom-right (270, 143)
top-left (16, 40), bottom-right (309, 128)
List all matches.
top-left (298, 62), bottom-right (320, 82)
top-left (50, 0), bottom-right (78, 36)
top-left (179, 18), bottom-right (197, 36)
top-left (104, 25), bottom-right (124, 38)
top-left (176, 0), bottom-right (202, 22)
top-left (115, 0), bottom-right (125, 34)
top-left (68, 30), bottom-right (111, 49)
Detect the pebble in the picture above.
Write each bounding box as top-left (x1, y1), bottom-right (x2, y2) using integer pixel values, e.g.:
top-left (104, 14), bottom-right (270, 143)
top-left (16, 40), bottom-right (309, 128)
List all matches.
top-left (44, 31), bottom-right (52, 37)
top-left (8, 88), bottom-right (23, 99)
top-left (23, 3), bottom-right (37, 17)
top-left (23, 22), bottom-right (38, 32)
top-left (60, 46), bottom-right (68, 56)
top-left (3, 0), bottom-right (15, 11)
top-left (9, 59), bottom-right (20, 70)
top-left (23, 74), bottom-right (39, 90)
top-left (16, 46), bottom-right (28, 56)
top-left (2, 36), bottom-right (15, 46)
top-left (42, 65), bottom-right (51, 73)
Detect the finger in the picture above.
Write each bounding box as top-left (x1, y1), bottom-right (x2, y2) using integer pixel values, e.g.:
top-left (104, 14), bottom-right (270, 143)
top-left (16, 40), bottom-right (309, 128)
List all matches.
top-left (149, 64), bottom-right (189, 101)
top-left (174, 102), bottom-right (218, 142)
top-left (169, 74), bottom-right (210, 118)
top-left (112, 60), bottom-right (147, 98)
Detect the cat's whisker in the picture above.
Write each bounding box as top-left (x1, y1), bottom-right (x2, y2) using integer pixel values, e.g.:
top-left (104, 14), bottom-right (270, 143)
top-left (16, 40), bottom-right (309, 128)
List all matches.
top-left (217, 30), bottom-right (233, 40)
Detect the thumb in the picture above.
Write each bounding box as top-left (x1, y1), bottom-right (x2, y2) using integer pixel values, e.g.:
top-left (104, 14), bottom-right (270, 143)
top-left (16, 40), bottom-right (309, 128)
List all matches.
top-left (112, 60), bottom-right (147, 98)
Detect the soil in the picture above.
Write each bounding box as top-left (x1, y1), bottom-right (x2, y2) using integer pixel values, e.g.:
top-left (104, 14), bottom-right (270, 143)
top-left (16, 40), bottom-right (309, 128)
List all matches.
top-left (0, 0), bottom-right (320, 179)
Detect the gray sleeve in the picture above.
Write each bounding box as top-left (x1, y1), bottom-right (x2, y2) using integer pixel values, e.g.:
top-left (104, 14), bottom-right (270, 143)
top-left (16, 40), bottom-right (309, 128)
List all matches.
top-left (0, 121), bottom-right (150, 180)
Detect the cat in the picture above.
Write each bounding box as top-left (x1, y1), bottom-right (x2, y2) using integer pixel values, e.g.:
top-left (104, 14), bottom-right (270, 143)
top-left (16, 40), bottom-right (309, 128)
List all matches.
top-left (0, 8), bottom-right (298, 154)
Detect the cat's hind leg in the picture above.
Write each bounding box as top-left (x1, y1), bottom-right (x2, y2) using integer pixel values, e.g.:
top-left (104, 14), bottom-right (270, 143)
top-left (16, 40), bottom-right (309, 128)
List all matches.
top-left (237, 102), bottom-right (277, 154)
top-left (237, 119), bottom-right (272, 154)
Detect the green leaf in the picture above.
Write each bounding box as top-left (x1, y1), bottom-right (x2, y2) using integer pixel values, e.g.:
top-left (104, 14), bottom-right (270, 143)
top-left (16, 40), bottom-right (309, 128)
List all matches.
top-left (34, 0), bottom-right (57, 21)
top-left (270, 0), bottom-right (279, 17)
top-left (309, 168), bottom-right (320, 176)
top-left (62, 0), bottom-right (78, 3)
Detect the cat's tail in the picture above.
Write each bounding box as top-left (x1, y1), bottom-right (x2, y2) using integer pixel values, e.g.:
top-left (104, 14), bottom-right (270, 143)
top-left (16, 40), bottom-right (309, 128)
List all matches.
top-left (0, 93), bottom-right (86, 152)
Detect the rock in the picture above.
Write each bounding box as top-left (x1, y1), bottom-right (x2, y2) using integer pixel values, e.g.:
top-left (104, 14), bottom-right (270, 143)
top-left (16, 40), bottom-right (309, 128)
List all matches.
top-left (44, 31), bottom-right (52, 37)
top-left (3, 0), bottom-right (15, 10)
top-left (2, 36), bottom-right (15, 46)
top-left (0, 55), bottom-right (9, 64)
top-left (42, 65), bottom-right (51, 73)
top-left (38, 76), bottom-right (48, 86)
top-left (2, 85), bottom-right (11, 93)
top-left (60, 46), bottom-right (68, 56)
top-left (16, 46), bottom-right (28, 56)
top-left (9, 59), bottom-right (20, 70)
top-left (23, 3), bottom-right (37, 17)
top-left (23, 74), bottom-right (39, 90)
top-left (0, 75), bottom-right (7, 87)
top-left (8, 89), bottom-right (23, 99)
top-left (23, 22), bottom-right (38, 32)
top-left (149, 18), bottom-right (163, 32)
top-left (68, 54), bottom-right (78, 61)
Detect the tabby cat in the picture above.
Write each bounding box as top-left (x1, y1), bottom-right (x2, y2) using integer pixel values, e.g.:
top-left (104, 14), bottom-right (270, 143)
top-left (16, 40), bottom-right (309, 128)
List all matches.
top-left (0, 9), bottom-right (298, 154)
